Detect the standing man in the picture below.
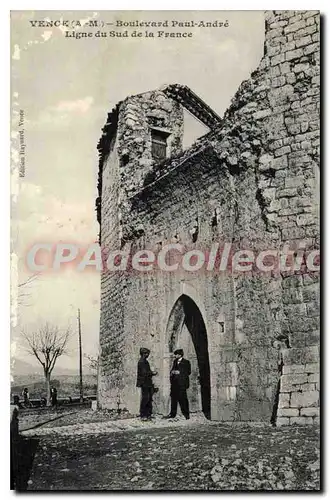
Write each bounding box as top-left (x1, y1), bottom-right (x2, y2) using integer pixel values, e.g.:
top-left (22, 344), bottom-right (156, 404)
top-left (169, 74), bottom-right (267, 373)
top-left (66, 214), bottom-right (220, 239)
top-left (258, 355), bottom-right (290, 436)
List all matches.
top-left (51, 386), bottom-right (58, 407)
top-left (164, 348), bottom-right (191, 420)
top-left (136, 347), bottom-right (157, 421)
top-left (22, 387), bottom-right (32, 408)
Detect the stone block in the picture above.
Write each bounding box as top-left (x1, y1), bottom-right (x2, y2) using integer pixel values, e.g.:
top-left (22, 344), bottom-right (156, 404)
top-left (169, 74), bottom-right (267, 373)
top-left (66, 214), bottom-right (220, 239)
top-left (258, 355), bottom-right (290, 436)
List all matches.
top-left (278, 393), bottom-right (290, 408)
top-left (293, 62), bottom-right (310, 73)
top-left (271, 53), bottom-right (285, 66)
top-left (282, 41), bottom-right (296, 52)
top-left (227, 362), bottom-right (239, 386)
top-left (284, 20), bottom-right (306, 34)
top-left (280, 374), bottom-right (308, 392)
top-left (268, 199), bottom-right (281, 212)
top-left (262, 187), bottom-right (276, 202)
top-left (302, 11), bottom-right (319, 19)
top-left (267, 27), bottom-right (284, 39)
top-left (282, 364), bottom-right (305, 375)
top-left (282, 288), bottom-right (302, 305)
top-left (283, 346), bottom-right (319, 365)
top-left (290, 416), bottom-right (314, 425)
top-left (297, 383), bottom-right (316, 392)
top-left (306, 332), bottom-right (320, 349)
top-left (295, 35), bottom-right (312, 48)
top-left (275, 145), bottom-right (291, 157)
top-left (305, 226), bottom-right (319, 239)
top-left (253, 109), bottom-right (272, 120)
top-left (297, 196), bottom-right (312, 207)
top-left (287, 123), bottom-right (300, 135)
top-left (280, 62), bottom-right (291, 74)
top-left (301, 140), bottom-right (312, 150)
top-left (282, 275), bottom-right (303, 288)
top-left (302, 284), bottom-right (319, 303)
top-left (273, 156), bottom-right (288, 170)
top-left (288, 333), bottom-right (307, 349)
top-left (300, 407), bottom-right (319, 417)
top-left (308, 373), bottom-right (319, 383)
top-left (218, 404), bottom-right (235, 422)
top-left (277, 417), bottom-right (289, 426)
top-left (269, 64), bottom-right (281, 77)
top-left (297, 213), bottom-right (315, 226)
top-left (285, 48), bottom-right (304, 61)
top-left (290, 390), bottom-right (319, 408)
top-left (269, 20), bottom-right (288, 29)
top-left (267, 44), bottom-right (281, 57)
top-left (295, 25), bottom-right (317, 37)
top-left (278, 408), bottom-right (299, 417)
top-left (289, 316), bottom-right (319, 334)
top-left (306, 303), bottom-right (320, 318)
top-left (282, 373), bottom-right (308, 386)
top-left (285, 175), bottom-right (305, 188)
top-left (289, 14), bottom-right (302, 24)
top-left (276, 188), bottom-right (297, 198)
top-left (304, 346), bottom-right (320, 363)
top-left (226, 386), bottom-right (236, 401)
top-left (259, 153), bottom-right (274, 171)
top-left (272, 76), bottom-right (286, 88)
top-left (305, 363), bottom-right (319, 373)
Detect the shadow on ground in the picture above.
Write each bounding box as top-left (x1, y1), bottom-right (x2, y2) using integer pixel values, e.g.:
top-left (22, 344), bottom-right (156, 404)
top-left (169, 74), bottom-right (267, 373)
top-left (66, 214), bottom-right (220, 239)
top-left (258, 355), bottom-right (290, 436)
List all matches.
top-left (11, 436), bottom-right (40, 491)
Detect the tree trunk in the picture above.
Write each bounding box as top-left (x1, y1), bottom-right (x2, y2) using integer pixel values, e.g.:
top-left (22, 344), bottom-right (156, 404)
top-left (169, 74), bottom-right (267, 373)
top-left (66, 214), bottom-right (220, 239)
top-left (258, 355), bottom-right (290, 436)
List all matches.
top-left (45, 372), bottom-right (51, 406)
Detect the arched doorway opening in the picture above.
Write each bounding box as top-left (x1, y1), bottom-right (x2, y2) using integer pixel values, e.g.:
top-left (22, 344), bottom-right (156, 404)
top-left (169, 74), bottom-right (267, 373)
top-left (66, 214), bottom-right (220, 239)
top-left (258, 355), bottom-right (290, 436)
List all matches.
top-left (165, 294), bottom-right (211, 419)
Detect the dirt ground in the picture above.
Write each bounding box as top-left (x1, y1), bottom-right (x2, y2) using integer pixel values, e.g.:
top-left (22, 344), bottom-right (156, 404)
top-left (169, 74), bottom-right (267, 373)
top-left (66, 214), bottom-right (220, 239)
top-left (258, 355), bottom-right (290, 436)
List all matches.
top-left (17, 413), bottom-right (320, 491)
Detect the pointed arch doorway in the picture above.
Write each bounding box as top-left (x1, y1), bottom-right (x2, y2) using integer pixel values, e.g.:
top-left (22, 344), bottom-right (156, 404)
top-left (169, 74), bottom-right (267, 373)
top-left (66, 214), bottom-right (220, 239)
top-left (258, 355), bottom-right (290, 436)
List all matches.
top-left (164, 294), bottom-right (211, 419)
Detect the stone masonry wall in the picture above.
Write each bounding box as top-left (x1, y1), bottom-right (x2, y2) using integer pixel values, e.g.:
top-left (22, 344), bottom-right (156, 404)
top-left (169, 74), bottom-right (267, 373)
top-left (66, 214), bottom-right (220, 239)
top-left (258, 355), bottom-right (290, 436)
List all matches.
top-left (258, 10), bottom-right (320, 425)
top-left (98, 90), bottom-right (184, 408)
top-left (117, 90), bottom-right (183, 202)
top-left (117, 146), bottom-right (282, 421)
top-left (97, 10), bottom-right (320, 424)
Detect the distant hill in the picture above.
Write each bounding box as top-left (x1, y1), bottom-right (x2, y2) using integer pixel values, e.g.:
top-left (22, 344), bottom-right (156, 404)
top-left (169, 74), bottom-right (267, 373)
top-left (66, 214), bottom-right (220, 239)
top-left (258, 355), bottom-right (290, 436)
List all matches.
top-left (11, 358), bottom-right (42, 378)
top-left (11, 357), bottom-right (97, 399)
top-left (11, 357), bottom-right (94, 382)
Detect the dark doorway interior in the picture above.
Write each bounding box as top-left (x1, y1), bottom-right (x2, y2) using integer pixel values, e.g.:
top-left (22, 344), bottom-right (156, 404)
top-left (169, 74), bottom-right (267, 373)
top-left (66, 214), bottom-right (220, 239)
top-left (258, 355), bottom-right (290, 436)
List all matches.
top-left (169, 295), bottom-right (211, 419)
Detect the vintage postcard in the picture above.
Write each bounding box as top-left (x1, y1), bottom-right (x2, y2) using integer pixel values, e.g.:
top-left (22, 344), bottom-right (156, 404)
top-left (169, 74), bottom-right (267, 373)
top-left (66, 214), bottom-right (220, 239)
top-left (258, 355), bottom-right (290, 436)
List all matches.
top-left (10, 10), bottom-right (320, 491)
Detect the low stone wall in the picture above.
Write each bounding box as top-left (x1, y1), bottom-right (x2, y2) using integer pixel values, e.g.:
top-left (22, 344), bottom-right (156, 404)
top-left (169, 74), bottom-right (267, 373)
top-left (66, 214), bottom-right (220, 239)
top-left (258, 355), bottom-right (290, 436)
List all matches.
top-left (277, 350), bottom-right (319, 425)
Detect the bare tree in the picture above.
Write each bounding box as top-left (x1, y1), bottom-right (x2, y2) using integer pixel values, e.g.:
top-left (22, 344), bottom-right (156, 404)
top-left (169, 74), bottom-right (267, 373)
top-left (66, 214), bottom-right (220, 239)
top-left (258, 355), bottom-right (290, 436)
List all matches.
top-left (85, 353), bottom-right (99, 373)
top-left (18, 273), bottom-right (40, 307)
top-left (22, 323), bottom-right (71, 405)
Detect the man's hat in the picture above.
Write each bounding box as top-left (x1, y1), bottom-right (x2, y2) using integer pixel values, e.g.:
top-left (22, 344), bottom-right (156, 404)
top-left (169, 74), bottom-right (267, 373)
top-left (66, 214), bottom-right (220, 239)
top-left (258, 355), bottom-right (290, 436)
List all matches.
top-left (174, 348), bottom-right (184, 356)
top-left (140, 347), bottom-right (150, 355)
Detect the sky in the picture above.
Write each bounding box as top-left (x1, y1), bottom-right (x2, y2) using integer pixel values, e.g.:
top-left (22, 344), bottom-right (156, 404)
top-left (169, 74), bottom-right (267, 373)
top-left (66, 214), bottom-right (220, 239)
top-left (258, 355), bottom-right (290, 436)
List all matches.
top-left (11, 10), bottom-right (265, 371)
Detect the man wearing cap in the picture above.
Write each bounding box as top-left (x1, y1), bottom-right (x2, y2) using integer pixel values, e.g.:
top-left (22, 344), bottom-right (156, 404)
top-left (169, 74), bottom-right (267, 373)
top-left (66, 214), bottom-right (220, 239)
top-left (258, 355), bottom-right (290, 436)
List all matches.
top-left (136, 347), bottom-right (157, 421)
top-left (164, 348), bottom-right (191, 420)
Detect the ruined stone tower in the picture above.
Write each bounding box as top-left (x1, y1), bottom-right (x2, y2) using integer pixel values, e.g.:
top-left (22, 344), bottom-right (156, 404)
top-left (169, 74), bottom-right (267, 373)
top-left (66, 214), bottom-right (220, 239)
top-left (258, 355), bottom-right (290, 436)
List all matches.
top-left (96, 11), bottom-right (320, 425)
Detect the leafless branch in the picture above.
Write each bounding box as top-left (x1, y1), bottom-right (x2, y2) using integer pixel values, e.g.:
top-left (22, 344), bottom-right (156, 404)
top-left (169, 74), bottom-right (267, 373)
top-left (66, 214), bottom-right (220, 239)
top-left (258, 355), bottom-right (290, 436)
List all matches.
top-left (85, 353), bottom-right (99, 372)
top-left (21, 323), bottom-right (72, 404)
top-left (18, 273), bottom-right (41, 288)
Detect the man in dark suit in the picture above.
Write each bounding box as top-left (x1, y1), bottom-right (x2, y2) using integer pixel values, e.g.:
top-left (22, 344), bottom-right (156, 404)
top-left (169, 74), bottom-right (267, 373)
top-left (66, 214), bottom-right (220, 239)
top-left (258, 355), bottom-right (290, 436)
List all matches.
top-left (136, 347), bottom-right (157, 421)
top-left (164, 348), bottom-right (191, 420)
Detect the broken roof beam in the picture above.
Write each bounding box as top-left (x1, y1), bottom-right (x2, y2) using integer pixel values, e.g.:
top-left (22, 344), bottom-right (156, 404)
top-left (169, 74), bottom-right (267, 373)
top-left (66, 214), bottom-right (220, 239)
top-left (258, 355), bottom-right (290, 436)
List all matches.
top-left (162, 84), bottom-right (221, 129)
